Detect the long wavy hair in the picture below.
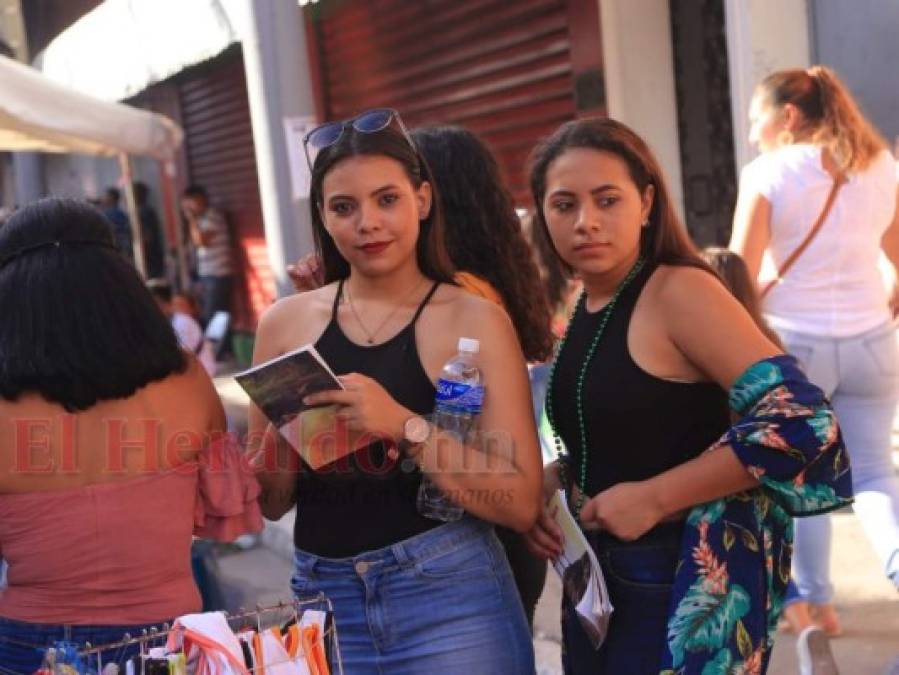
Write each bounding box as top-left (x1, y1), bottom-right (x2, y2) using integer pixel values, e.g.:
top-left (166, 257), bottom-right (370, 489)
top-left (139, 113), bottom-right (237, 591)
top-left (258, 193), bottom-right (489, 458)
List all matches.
top-left (413, 126), bottom-right (554, 362)
top-left (309, 124), bottom-right (455, 285)
top-left (756, 66), bottom-right (887, 173)
top-left (529, 117), bottom-right (713, 274)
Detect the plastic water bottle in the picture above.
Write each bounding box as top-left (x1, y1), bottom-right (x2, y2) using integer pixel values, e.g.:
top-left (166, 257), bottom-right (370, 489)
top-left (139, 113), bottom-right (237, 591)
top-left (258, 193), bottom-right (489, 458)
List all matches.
top-left (417, 337), bottom-right (485, 521)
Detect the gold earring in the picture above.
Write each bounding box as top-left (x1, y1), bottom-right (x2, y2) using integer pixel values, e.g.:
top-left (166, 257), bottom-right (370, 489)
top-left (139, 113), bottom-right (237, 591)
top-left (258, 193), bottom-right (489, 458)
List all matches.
top-left (776, 129), bottom-right (795, 147)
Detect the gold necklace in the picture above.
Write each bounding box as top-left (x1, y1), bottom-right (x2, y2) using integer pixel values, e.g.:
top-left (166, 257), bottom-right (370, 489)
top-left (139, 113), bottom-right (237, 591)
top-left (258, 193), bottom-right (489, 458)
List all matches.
top-left (344, 277), bottom-right (427, 344)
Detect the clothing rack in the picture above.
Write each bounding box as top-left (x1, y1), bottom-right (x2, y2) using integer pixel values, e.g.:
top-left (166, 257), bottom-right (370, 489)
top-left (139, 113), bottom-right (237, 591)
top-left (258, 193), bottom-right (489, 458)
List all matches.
top-left (71, 594), bottom-right (343, 674)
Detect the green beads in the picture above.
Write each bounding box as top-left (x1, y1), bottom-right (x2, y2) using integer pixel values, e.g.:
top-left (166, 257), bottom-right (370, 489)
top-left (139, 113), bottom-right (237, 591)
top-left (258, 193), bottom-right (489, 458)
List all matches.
top-left (545, 257), bottom-right (646, 519)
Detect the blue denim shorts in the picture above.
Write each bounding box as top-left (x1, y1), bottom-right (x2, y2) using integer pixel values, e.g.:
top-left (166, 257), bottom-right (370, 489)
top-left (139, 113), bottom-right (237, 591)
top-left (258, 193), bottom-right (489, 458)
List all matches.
top-left (0, 616), bottom-right (164, 674)
top-left (562, 522), bottom-right (683, 675)
top-left (290, 516), bottom-right (535, 674)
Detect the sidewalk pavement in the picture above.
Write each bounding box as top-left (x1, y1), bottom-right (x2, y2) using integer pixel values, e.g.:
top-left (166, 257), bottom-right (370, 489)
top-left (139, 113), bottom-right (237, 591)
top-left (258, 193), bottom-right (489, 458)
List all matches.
top-left (214, 373), bottom-right (899, 674)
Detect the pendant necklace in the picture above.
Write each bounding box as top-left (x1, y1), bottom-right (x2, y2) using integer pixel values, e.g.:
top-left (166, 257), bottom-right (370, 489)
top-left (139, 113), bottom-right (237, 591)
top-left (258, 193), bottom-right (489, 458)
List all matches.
top-left (344, 277), bottom-right (427, 344)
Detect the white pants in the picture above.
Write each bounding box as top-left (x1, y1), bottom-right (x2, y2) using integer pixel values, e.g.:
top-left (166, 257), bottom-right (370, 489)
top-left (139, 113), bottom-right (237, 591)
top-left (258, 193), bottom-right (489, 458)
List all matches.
top-left (780, 321), bottom-right (899, 603)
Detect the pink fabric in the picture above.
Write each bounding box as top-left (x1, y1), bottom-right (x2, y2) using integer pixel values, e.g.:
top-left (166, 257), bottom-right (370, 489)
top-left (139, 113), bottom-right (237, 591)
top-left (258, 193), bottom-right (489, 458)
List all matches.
top-left (0, 437), bottom-right (262, 625)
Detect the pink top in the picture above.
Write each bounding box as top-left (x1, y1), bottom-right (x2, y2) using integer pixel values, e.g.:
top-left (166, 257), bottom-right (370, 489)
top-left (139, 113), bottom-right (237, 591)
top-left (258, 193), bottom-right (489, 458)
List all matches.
top-left (0, 436), bottom-right (262, 625)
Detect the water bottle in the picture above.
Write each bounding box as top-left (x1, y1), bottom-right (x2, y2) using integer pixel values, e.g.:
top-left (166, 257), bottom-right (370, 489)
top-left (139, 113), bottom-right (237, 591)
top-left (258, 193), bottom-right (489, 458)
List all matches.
top-left (417, 337), bottom-right (485, 521)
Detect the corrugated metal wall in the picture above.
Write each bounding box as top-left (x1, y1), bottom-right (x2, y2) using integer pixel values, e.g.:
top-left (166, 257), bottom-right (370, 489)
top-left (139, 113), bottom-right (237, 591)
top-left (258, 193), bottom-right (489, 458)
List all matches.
top-left (177, 47), bottom-right (274, 329)
top-left (309, 0), bottom-right (585, 204)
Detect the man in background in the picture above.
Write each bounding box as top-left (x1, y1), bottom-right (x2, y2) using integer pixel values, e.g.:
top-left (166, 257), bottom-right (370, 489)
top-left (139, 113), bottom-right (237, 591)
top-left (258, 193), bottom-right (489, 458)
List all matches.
top-left (181, 184), bottom-right (234, 329)
top-left (147, 278), bottom-right (216, 376)
top-left (101, 187), bottom-right (133, 263)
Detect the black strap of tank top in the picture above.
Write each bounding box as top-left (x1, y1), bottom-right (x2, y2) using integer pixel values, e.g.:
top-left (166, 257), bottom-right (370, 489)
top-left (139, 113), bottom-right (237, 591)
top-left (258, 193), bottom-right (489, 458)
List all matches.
top-left (331, 278), bottom-right (441, 324)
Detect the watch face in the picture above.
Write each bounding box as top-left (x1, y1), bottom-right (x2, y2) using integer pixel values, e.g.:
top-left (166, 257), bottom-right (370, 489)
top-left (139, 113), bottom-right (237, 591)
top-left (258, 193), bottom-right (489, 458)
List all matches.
top-left (404, 416), bottom-right (430, 444)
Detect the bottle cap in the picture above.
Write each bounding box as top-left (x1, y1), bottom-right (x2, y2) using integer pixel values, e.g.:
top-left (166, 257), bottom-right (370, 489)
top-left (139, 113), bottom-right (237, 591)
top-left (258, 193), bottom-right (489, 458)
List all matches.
top-left (458, 337), bottom-right (480, 354)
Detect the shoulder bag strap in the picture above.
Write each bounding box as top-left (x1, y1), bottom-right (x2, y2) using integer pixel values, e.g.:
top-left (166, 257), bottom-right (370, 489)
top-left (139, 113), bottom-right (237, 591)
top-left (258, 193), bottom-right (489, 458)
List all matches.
top-left (760, 175), bottom-right (846, 299)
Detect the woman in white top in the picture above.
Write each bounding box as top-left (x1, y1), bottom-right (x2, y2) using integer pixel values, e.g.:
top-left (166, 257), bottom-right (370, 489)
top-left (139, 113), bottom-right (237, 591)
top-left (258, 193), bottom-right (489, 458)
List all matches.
top-left (731, 65), bottom-right (899, 636)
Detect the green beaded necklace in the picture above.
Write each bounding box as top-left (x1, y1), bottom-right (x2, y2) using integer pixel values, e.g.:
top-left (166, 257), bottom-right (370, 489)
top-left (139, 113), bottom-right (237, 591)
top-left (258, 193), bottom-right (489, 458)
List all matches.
top-left (545, 256), bottom-right (647, 518)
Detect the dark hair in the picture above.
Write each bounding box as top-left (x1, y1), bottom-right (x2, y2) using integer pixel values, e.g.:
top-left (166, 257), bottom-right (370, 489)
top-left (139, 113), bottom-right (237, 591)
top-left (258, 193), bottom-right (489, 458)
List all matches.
top-left (183, 184), bottom-right (208, 200)
top-left (521, 209), bottom-right (572, 314)
top-left (105, 187), bottom-right (121, 204)
top-left (756, 66), bottom-right (886, 172)
top-left (529, 117), bottom-right (712, 274)
top-left (146, 277), bottom-right (173, 303)
top-left (412, 126), bottom-right (554, 361)
top-left (701, 247), bottom-right (782, 348)
top-left (0, 198), bottom-right (187, 411)
top-left (309, 122), bottom-right (454, 284)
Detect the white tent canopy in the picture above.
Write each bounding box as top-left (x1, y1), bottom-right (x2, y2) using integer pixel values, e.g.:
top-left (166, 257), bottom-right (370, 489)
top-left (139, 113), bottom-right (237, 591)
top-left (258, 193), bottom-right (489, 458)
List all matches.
top-left (0, 54), bottom-right (182, 160)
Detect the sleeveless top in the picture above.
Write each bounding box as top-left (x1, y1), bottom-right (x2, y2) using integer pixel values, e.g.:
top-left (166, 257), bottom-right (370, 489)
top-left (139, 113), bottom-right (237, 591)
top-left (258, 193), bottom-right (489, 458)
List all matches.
top-left (294, 280), bottom-right (442, 557)
top-left (550, 263), bottom-right (730, 498)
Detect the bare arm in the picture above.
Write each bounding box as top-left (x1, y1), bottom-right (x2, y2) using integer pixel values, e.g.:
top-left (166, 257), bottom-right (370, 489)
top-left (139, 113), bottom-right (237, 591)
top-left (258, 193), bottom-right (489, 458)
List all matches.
top-left (580, 268), bottom-right (780, 538)
top-left (307, 300), bottom-right (542, 532)
top-left (652, 268), bottom-right (781, 502)
top-left (880, 187), bottom-right (899, 299)
top-left (729, 180), bottom-right (772, 281)
top-left (247, 302), bottom-right (300, 520)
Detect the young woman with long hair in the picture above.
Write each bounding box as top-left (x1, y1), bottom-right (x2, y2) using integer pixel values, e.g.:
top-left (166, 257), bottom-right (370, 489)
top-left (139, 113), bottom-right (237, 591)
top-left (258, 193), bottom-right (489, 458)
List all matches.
top-left (524, 118), bottom-right (850, 674)
top-left (250, 110), bottom-right (540, 672)
top-left (0, 199), bottom-right (260, 671)
top-left (730, 66), bottom-right (899, 636)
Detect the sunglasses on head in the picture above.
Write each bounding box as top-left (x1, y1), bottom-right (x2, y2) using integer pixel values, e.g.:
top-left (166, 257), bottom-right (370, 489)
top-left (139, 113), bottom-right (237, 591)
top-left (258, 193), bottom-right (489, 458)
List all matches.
top-left (302, 108), bottom-right (415, 169)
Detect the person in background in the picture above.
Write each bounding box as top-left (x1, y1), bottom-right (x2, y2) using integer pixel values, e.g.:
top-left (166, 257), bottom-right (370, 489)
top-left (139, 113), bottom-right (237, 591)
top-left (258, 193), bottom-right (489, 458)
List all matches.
top-left (252, 110), bottom-right (541, 672)
top-left (0, 198), bottom-right (260, 671)
top-left (524, 117), bottom-right (850, 674)
top-left (147, 278), bottom-right (216, 377)
top-left (100, 186), bottom-right (133, 263)
top-left (730, 66), bottom-right (899, 640)
top-left (181, 184), bottom-right (234, 328)
top-left (288, 124), bottom-right (554, 629)
top-left (134, 181), bottom-right (166, 279)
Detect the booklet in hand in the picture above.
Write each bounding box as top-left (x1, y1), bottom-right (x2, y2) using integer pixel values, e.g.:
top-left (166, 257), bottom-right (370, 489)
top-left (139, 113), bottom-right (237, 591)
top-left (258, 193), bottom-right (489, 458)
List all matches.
top-left (548, 489), bottom-right (614, 649)
top-left (235, 345), bottom-right (368, 470)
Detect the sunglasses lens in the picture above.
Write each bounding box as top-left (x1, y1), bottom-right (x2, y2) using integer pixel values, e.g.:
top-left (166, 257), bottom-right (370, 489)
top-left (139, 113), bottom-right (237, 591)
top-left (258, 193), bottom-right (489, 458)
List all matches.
top-left (306, 122), bottom-right (344, 149)
top-left (353, 109), bottom-right (394, 133)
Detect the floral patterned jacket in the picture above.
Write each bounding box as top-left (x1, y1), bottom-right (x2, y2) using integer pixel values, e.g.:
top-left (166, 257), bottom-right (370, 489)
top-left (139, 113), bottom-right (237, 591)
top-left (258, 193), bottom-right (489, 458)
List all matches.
top-left (660, 355), bottom-right (852, 675)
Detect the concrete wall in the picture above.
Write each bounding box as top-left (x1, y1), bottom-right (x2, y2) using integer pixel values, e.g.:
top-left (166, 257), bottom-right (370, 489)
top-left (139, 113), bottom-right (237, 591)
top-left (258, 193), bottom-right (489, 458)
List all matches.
top-left (725, 0), bottom-right (811, 172)
top-left (598, 0), bottom-right (684, 219)
top-left (809, 0), bottom-right (899, 147)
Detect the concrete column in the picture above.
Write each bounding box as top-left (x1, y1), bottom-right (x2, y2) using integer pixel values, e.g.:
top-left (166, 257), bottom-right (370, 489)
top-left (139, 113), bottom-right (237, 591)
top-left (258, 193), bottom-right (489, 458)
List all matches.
top-left (725, 0), bottom-right (811, 173)
top-left (597, 0), bottom-right (684, 221)
top-left (236, 0), bottom-right (318, 298)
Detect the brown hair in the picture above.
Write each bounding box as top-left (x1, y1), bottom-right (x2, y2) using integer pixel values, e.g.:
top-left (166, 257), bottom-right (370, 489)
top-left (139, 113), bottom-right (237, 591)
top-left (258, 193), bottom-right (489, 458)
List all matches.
top-left (529, 117), bottom-right (712, 274)
top-left (701, 247), bottom-right (783, 348)
top-left (756, 65), bottom-right (886, 173)
top-left (309, 123), bottom-right (455, 285)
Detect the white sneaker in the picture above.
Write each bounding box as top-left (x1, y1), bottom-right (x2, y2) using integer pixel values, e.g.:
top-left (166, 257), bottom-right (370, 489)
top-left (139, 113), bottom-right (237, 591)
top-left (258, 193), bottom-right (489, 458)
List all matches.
top-left (797, 626), bottom-right (839, 675)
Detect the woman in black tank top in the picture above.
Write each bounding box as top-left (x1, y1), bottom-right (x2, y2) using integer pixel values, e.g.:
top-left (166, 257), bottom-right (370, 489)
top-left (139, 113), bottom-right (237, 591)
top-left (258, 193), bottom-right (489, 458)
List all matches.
top-left (249, 112), bottom-right (542, 673)
top-left (524, 119), bottom-right (848, 674)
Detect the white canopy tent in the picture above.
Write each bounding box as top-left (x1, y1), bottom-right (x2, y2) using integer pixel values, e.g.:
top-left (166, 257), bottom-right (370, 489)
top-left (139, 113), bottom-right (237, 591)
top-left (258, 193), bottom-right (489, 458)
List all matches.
top-left (0, 53), bottom-right (185, 277)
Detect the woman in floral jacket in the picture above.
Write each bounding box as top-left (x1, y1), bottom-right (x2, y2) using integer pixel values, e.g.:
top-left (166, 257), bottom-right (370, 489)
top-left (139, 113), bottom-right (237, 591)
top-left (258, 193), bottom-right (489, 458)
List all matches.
top-left (524, 118), bottom-right (851, 674)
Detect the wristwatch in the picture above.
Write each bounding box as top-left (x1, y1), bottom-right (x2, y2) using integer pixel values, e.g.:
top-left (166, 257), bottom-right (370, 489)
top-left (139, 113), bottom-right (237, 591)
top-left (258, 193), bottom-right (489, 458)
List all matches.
top-left (403, 415), bottom-right (432, 446)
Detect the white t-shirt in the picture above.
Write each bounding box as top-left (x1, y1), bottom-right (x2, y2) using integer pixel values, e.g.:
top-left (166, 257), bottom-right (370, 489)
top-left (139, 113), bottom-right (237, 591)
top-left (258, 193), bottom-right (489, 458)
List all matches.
top-left (172, 311), bottom-right (217, 376)
top-left (741, 145), bottom-right (897, 337)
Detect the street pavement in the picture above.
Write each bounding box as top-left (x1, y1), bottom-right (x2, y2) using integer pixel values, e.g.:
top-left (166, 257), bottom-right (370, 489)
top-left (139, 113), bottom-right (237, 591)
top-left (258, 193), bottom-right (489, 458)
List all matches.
top-left (214, 373), bottom-right (899, 674)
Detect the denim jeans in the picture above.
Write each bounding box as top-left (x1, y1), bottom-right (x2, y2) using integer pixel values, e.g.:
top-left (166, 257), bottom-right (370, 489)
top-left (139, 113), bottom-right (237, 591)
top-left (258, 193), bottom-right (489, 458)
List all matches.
top-left (561, 522), bottom-right (682, 675)
top-left (0, 616), bottom-right (163, 674)
top-left (290, 517), bottom-right (535, 674)
top-left (779, 321), bottom-right (899, 603)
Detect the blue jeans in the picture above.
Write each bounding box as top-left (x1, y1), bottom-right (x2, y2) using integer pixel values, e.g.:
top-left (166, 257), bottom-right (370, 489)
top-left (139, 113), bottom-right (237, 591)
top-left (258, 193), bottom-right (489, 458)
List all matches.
top-left (562, 522), bottom-right (682, 675)
top-left (290, 517), bottom-right (535, 674)
top-left (779, 321), bottom-right (899, 602)
top-left (0, 616), bottom-right (163, 673)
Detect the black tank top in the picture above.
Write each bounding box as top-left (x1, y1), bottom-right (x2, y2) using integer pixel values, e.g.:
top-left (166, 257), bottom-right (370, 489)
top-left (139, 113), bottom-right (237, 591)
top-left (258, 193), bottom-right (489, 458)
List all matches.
top-left (294, 279), bottom-right (442, 557)
top-left (550, 263), bottom-right (730, 497)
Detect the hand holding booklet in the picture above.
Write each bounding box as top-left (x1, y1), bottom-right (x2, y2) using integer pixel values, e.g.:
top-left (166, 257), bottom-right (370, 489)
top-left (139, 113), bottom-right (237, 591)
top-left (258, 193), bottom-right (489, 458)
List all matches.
top-left (548, 489), bottom-right (614, 649)
top-left (235, 344), bottom-right (369, 470)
